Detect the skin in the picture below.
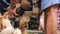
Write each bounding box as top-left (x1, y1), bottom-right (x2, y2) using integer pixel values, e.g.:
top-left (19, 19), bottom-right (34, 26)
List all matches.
top-left (7, 3), bottom-right (20, 19)
top-left (38, 12), bottom-right (44, 31)
top-left (45, 5), bottom-right (58, 34)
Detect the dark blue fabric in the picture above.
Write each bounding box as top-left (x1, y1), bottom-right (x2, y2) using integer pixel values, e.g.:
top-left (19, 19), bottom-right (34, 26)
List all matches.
top-left (28, 0), bottom-right (32, 3)
top-left (28, 0), bottom-right (32, 5)
top-left (0, 0), bottom-right (10, 15)
top-left (0, 0), bottom-right (10, 9)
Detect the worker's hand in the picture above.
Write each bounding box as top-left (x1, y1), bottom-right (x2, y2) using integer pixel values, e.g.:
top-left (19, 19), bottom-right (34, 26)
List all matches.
top-left (7, 4), bottom-right (20, 19)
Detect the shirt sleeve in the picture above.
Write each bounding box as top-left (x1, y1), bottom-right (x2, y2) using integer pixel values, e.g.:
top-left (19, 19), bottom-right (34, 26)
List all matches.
top-left (41, 0), bottom-right (60, 10)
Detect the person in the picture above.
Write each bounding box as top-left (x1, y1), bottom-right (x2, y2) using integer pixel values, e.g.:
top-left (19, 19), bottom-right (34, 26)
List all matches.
top-left (7, 0), bottom-right (31, 34)
top-left (41, 0), bottom-right (60, 34)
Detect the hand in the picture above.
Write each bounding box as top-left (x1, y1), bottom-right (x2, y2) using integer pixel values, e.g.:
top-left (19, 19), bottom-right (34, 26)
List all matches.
top-left (7, 6), bottom-right (18, 18)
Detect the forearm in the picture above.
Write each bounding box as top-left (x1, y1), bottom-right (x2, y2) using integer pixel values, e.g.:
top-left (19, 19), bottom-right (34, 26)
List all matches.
top-left (45, 5), bottom-right (58, 34)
